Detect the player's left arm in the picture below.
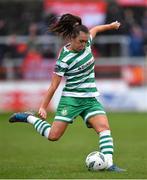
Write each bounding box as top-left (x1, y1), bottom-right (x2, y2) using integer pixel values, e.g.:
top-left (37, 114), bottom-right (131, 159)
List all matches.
top-left (89, 21), bottom-right (121, 39)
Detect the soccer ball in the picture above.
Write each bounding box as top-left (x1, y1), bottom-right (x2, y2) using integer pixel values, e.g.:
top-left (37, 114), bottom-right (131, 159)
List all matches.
top-left (85, 151), bottom-right (107, 171)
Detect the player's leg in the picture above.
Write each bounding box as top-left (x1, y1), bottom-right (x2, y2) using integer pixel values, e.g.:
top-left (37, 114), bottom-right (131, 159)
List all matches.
top-left (9, 96), bottom-right (81, 141)
top-left (28, 114), bottom-right (69, 141)
top-left (81, 97), bottom-right (126, 172)
top-left (88, 115), bottom-right (126, 172)
top-left (9, 112), bottom-right (68, 141)
top-left (9, 112), bottom-right (51, 139)
top-left (88, 114), bottom-right (113, 168)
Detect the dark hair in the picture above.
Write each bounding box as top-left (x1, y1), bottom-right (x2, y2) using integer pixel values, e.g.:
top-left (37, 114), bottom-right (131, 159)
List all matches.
top-left (49, 13), bottom-right (89, 39)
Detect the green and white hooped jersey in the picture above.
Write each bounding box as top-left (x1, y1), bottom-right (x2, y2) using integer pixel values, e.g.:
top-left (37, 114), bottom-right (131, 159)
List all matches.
top-left (54, 35), bottom-right (100, 98)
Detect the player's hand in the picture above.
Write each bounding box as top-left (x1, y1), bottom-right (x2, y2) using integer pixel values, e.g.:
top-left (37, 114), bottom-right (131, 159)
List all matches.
top-left (110, 21), bottom-right (121, 30)
top-left (38, 107), bottom-right (47, 120)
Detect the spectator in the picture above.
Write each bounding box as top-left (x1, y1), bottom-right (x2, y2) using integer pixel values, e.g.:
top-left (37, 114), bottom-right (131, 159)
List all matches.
top-left (123, 9), bottom-right (136, 34)
top-left (27, 22), bottom-right (39, 50)
top-left (129, 24), bottom-right (144, 57)
top-left (0, 19), bottom-right (8, 65)
top-left (38, 13), bottom-right (57, 35)
top-left (142, 10), bottom-right (147, 56)
top-left (6, 34), bottom-right (19, 58)
top-left (0, 19), bottom-right (8, 35)
top-left (105, 1), bottom-right (124, 35)
top-left (22, 47), bottom-right (43, 79)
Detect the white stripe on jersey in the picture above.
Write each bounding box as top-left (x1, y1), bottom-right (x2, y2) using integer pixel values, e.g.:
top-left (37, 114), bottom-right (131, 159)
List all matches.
top-left (54, 72), bottom-right (64, 76)
top-left (62, 91), bottom-right (100, 97)
top-left (66, 72), bottom-right (95, 85)
top-left (59, 61), bottom-right (68, 68)
top-left (66, 82), bottom-right (96, 90)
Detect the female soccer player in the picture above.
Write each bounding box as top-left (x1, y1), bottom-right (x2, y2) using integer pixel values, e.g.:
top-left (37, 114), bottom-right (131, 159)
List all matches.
top-left (9, 14), bottom-right (125, 172)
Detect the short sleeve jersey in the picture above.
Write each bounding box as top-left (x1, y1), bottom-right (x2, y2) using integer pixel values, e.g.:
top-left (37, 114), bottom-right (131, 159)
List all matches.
top-left (54, 35), bottom-right (100, 97)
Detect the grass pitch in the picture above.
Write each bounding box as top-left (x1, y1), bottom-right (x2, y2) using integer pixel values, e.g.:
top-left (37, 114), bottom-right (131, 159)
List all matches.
top-left (0, 112), bottom-right (147, 179)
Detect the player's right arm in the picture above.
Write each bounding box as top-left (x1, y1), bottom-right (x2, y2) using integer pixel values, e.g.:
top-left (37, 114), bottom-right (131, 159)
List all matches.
top-left (90, 21), bottom-right (121, 39)
top-left (38, 74), bottom-right (62, 119)
top-left (39, 46), bottom-right (68, 119)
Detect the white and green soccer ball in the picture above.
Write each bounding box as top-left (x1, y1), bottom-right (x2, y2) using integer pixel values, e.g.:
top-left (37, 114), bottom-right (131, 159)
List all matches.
top-left (85, 151), bottom-right (107, 171)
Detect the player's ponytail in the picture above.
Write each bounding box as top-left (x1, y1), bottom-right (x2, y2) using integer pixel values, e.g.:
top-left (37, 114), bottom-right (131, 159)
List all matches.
top-left (49, 13), bottom-right (89, 40)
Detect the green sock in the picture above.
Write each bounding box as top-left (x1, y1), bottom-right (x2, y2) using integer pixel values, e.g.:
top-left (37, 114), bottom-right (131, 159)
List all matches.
top-left (27, 115), bottom-right (51, 139)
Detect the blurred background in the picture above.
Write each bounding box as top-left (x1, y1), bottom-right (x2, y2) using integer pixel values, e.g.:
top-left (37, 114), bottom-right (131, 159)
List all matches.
top-left (0, 0), bottom-right (147, 112)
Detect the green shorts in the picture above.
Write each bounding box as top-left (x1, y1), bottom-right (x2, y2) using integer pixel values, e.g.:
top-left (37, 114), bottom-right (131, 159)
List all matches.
top-left (54, 96), bottom-right (106, 127)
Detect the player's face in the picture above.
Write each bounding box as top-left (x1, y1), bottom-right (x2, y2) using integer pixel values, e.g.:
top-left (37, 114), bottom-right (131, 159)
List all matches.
top-left (71, 31), bottom-right (89, 52)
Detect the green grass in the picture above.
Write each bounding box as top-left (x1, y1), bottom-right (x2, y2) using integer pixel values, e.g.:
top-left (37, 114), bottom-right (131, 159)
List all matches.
top-left (0, 112), bottom-right (147, 179)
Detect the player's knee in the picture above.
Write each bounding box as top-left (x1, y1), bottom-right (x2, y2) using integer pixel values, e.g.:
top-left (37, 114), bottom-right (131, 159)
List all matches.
top-left (48, 136), bottom-right (59, 141)
top-left (98, 123), bottom-right (110, 132)
top-left (48, 133), bottom-right (60, 141)
top-left (93, 123), bottom-right (110, 133)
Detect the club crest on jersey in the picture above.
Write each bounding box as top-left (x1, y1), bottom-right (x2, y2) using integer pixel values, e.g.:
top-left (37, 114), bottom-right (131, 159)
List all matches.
top-left (61, 107), bottom-right (68, 116)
